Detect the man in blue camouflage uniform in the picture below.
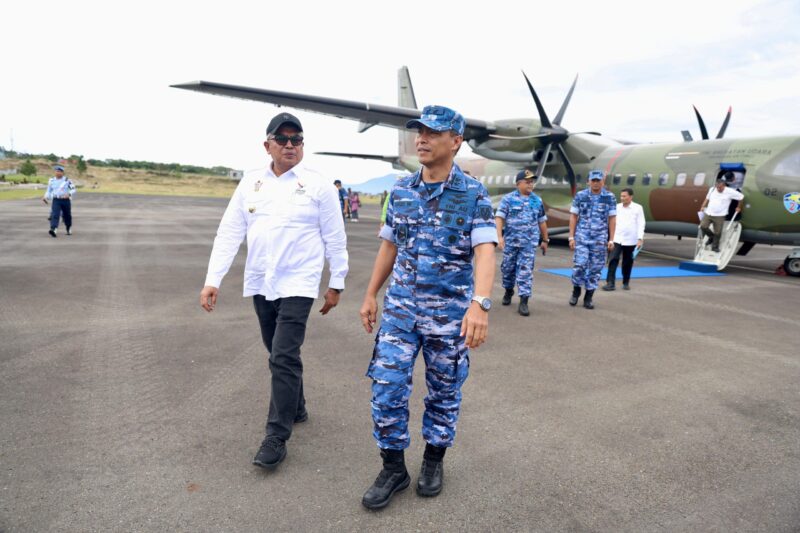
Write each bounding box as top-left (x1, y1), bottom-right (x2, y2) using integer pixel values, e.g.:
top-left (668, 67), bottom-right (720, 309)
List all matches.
top-left (568, 170), bottom-right (616, 309)
top-left (495, 169), bottom-right (549, 316)
top-left (359, 105), bottom-right (497, 510)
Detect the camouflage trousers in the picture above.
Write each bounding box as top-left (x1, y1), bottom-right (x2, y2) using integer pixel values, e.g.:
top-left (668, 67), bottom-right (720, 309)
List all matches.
top-left (501, 244), bottom-right (537, 297)
top-left (572, 240), bottom-right (608, 290)
top-left (366, 323), bottom-right (470, 450)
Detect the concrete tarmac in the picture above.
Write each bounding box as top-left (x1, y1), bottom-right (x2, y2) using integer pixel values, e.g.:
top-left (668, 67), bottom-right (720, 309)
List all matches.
top-left (1, 194), bottom-right (798, 532)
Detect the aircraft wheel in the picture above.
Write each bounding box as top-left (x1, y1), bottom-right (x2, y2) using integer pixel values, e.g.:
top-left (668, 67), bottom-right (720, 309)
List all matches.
top-left (784, 256), bottom-right (800, 277)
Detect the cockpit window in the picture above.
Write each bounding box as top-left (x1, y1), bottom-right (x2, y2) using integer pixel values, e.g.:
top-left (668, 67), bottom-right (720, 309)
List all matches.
top-left (774, 150), bottom-right (800, 177)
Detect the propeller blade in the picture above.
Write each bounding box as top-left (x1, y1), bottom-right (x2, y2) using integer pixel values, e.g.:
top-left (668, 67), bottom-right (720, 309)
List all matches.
top-left (693, 105), bottom-right (709, 140)
top-left (553, 74), bottom-right (578, 126)
top-left (535, 143), bottom-right (552, 179)
top-left (488, 133), bottom-right (551, 140)
top-left (522, 71), bottom-right (552, 129)
top-left (716, 106), bottom-right (732, 139)
top-left (555, 143), bottom-right (577, 196)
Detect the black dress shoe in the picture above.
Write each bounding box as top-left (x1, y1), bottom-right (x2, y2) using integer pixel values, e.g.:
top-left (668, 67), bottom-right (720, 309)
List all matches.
top-left (602, 283), bottom-right (615, 291)
top-left (362, 468), bottom-right (410, 509)
top-left (416, 458), bottom-right (443, 497)
top-left (252, 436), bottom-right (286, 469)
top-left (293, 411), bottom-right (308, 424)
top-left (66, 227), bottom-right (72, 235)
top-left (622, 283), bottom-right (630, 290)
top-left (48, 229), bottom-right (57, 238)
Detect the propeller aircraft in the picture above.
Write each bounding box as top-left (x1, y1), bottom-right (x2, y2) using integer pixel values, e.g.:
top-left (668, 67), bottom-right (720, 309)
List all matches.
top-left (172, 67), bottom-right (800, 276)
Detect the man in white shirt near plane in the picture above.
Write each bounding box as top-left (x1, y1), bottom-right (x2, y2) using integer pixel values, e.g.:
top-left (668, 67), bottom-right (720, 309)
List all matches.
top-left (699, 176), bottom-right (744, 252)
top-left (199, 112), bottom-right (348, 470)
top-left (603, 188), bottom-right (645, 291)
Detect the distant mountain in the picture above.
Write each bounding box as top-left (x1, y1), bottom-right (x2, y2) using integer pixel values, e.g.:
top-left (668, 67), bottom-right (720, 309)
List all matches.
top-left (344, 173), bottom-right (405, 195)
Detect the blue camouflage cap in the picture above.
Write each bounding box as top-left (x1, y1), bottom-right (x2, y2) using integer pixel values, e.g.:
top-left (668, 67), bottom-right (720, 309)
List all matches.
top-left (54, 165), bottom-right (65, 172)
top-left (405, 105), bottom-right (465, 136)
top-left (588, 170), bottom-right (605, 181)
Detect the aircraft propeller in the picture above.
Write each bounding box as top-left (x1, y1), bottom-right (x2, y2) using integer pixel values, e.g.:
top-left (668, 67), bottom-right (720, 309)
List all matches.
top-left (693, 105), bottom-right (732, 140)
top-left (521, 72), bottom-right (577, 195)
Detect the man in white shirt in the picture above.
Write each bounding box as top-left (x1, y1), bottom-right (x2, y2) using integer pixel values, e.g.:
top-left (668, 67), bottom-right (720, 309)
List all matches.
top-left (603, 188), bottom-right (645, 291)
top-left (699, 176), bottom-right (745, 252)
top-left (199, 112), bottom-right (348, 470)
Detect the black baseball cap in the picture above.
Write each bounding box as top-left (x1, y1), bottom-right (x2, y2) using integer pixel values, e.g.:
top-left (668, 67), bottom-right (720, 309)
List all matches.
top-left (515, 169), bottom-right (536, 182)
top-left (266, 112), bottom-right (303, 136)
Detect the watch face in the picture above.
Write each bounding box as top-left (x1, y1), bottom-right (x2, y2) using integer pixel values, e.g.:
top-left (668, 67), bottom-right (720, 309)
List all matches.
top-left (481, 298), bottom-right (492, 311)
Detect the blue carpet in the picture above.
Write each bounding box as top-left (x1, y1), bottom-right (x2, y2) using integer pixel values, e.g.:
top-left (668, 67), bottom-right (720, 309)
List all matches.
top-left (540, 266), bottom-right (725, 278)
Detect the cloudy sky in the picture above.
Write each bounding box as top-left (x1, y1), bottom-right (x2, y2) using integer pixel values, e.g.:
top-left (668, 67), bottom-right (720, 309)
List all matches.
top-left (2, 0), bottom-right (798, 183)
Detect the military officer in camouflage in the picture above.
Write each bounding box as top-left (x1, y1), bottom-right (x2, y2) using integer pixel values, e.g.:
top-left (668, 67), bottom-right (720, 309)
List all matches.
top-left (359, 105), bottom-right (497, 510)
top-left (568, 170), bottom-right (616, 309)
top-left (496, 169), bottom-right (549, 316)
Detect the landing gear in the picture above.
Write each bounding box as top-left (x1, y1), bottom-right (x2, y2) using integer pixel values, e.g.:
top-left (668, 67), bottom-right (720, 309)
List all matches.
top-left (784, 252), bottom-right (800, 277)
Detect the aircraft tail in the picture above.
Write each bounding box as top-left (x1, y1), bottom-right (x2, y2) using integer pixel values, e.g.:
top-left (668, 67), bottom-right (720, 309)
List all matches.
top-left (398, 66), bottom-right (418, 158)
top-left (314, 66), bottom-right (420, 173)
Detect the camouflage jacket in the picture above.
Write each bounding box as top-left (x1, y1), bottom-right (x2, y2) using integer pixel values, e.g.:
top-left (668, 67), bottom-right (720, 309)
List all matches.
top-left (570, 188), bottom-right (617, 242)
top-left (378, 164), bottom-right (497, 335)
top-left (496, 190), bottom-right (547, 247)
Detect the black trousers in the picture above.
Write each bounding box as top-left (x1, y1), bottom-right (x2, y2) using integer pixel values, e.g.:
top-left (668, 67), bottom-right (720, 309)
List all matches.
top-left (253, 295), bottom-right (314, 442)
top-left (607, 243), bottom-right (636, 284)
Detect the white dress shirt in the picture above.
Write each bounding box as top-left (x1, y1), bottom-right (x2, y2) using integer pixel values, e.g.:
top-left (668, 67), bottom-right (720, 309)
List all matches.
top-left (205, 163), bottom-right (348, 300)
top-left (705, 186), bottom-right (744, 216)
top-left (612, 201), bottom-right (646, 245)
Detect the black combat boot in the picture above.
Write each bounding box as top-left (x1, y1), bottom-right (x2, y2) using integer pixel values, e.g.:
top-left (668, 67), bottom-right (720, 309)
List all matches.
top-left (569, 286), bottom-right (581, 306)
top-left (583, 289), bottom-right (595, 310)
top-left (362, 449), bottom-right (410, 510)
top-left (417, 443), bottom-right (445, 497)
top-left (502, 288), bottom-right (514, 306)
top-left (518, 296), bottom-right (530, 316)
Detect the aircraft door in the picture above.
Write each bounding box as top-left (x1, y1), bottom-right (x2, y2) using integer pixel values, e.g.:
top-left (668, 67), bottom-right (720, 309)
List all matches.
top-left (717, 163), bottom-right (746, 220)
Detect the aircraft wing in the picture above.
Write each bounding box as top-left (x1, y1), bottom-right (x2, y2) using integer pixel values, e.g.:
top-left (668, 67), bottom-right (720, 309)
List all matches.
top-left (171, 80), bottom-right (495, 140)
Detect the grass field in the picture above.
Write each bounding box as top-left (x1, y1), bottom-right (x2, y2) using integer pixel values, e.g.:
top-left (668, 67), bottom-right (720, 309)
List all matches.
top-left (1, 159), bottom-right (239, 201)
top-left (0, 158), bottom-right (383, 202)
top-left (0, 189), bottom-right (46, 201)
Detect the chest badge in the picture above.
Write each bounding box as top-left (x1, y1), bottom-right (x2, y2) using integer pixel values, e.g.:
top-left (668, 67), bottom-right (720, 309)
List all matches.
top-left (254, 180), bottom-right (262, 192)
top-left (248, 206), bottom-right (256, 213)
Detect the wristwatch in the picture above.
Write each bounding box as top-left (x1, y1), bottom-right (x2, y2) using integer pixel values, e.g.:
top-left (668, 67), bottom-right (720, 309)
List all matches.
top-left (472, 295), bottom-right (492, 312)
top-left (542, 238), bottom-right (550, 243)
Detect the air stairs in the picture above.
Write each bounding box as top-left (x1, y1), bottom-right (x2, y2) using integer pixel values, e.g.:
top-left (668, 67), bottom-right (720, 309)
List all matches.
top-left (680, 217), bottom-right (742, 272)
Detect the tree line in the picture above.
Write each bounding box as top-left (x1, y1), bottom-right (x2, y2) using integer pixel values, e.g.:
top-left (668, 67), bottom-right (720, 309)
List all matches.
top-left (1, 147), bottom-right (232, 177)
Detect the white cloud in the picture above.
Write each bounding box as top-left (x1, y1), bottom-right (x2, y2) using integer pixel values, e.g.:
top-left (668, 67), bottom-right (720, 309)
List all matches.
top-left (1, 0), bottom-right (797, 183)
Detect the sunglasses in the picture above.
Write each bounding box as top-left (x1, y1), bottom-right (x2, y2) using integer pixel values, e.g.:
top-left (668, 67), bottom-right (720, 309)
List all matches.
top-left (270, 134), bottom-right (304, 146)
